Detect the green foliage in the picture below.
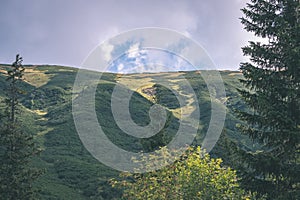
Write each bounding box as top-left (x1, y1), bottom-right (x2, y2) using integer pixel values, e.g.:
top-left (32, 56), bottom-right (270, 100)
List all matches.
top-left (0, 64), bottom-right (259, 199)
top-left (237, 0), bottom-right (300, 199)
top-left (111, 146), bottom-right (255, 200)
top-left (95, 83), bottom-right (179, 153)
top-left (0, 55), bottom-right (43, 200)
top-left (155, 84), bottom-right (181, 109)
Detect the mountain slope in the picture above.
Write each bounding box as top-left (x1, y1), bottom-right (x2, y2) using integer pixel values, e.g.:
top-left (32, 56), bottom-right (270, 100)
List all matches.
top-left (0, 65), bottom-right (247, 199)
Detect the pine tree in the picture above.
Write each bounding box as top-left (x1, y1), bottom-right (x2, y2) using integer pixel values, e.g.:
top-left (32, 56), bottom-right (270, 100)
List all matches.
top-left (0, 55), bottom-right (43, 199)
top-left (237, 0), bottom-right (300, 199)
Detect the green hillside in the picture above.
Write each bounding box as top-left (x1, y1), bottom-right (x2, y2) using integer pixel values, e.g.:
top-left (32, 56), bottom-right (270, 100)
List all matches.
top-left (0, 65), bottom-right (249, 199)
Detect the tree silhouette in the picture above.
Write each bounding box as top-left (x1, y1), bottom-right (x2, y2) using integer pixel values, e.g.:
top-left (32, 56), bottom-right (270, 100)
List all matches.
top-left (0, 55), bottom-right (43, 199)
top-left (237, 0), bottom-right (300, 199)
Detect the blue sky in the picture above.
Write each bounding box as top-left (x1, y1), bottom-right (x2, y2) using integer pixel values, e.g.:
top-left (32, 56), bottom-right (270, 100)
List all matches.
top-left (0, 0), bottom-right (259, 70)
top-left (108, 49), bottom-right (194, 73)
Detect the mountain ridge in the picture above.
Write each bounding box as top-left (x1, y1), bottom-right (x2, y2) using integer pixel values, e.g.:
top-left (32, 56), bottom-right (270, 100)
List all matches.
top-left (0, 64), bottom-right (247, 199)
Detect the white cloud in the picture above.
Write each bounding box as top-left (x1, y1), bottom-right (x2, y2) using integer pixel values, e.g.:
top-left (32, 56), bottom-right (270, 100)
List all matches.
top-left (100, 41), bottom-right (114, 62)
top-left (127, 43), bottom-right (140, 58)
top-left (117, 63), bottom-right (124, 71)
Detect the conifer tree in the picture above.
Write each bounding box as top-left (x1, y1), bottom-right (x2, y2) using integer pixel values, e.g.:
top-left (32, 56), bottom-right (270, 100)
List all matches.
top-left (237, 0), bottom-right (300, 199)
top-left (0, 55), bottom-right (43, 199)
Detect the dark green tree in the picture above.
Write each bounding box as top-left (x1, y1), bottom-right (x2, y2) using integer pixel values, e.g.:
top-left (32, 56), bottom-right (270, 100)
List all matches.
top-left (237, 0), bottom-right (300, 199)
top-left (0, 55), bottom-right (43, 199)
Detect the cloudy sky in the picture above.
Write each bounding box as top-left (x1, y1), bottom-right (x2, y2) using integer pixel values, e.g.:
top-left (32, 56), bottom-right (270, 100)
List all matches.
top-left (0, 0), bottom-right (258, 70)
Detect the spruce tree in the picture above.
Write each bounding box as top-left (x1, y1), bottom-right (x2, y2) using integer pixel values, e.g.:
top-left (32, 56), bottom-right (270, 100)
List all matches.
top-left (0, 55), bottom-right (43, 199)
top-left (237, 0), bottom-right (300, 199)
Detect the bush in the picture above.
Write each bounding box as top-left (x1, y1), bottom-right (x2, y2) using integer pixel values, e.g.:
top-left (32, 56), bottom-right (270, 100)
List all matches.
top-left (111, 146), bottom-right (257, 200)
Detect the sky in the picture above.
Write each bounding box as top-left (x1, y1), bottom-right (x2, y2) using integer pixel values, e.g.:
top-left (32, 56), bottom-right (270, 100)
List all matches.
top-left (0, 0), bottom-right (259, 71)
